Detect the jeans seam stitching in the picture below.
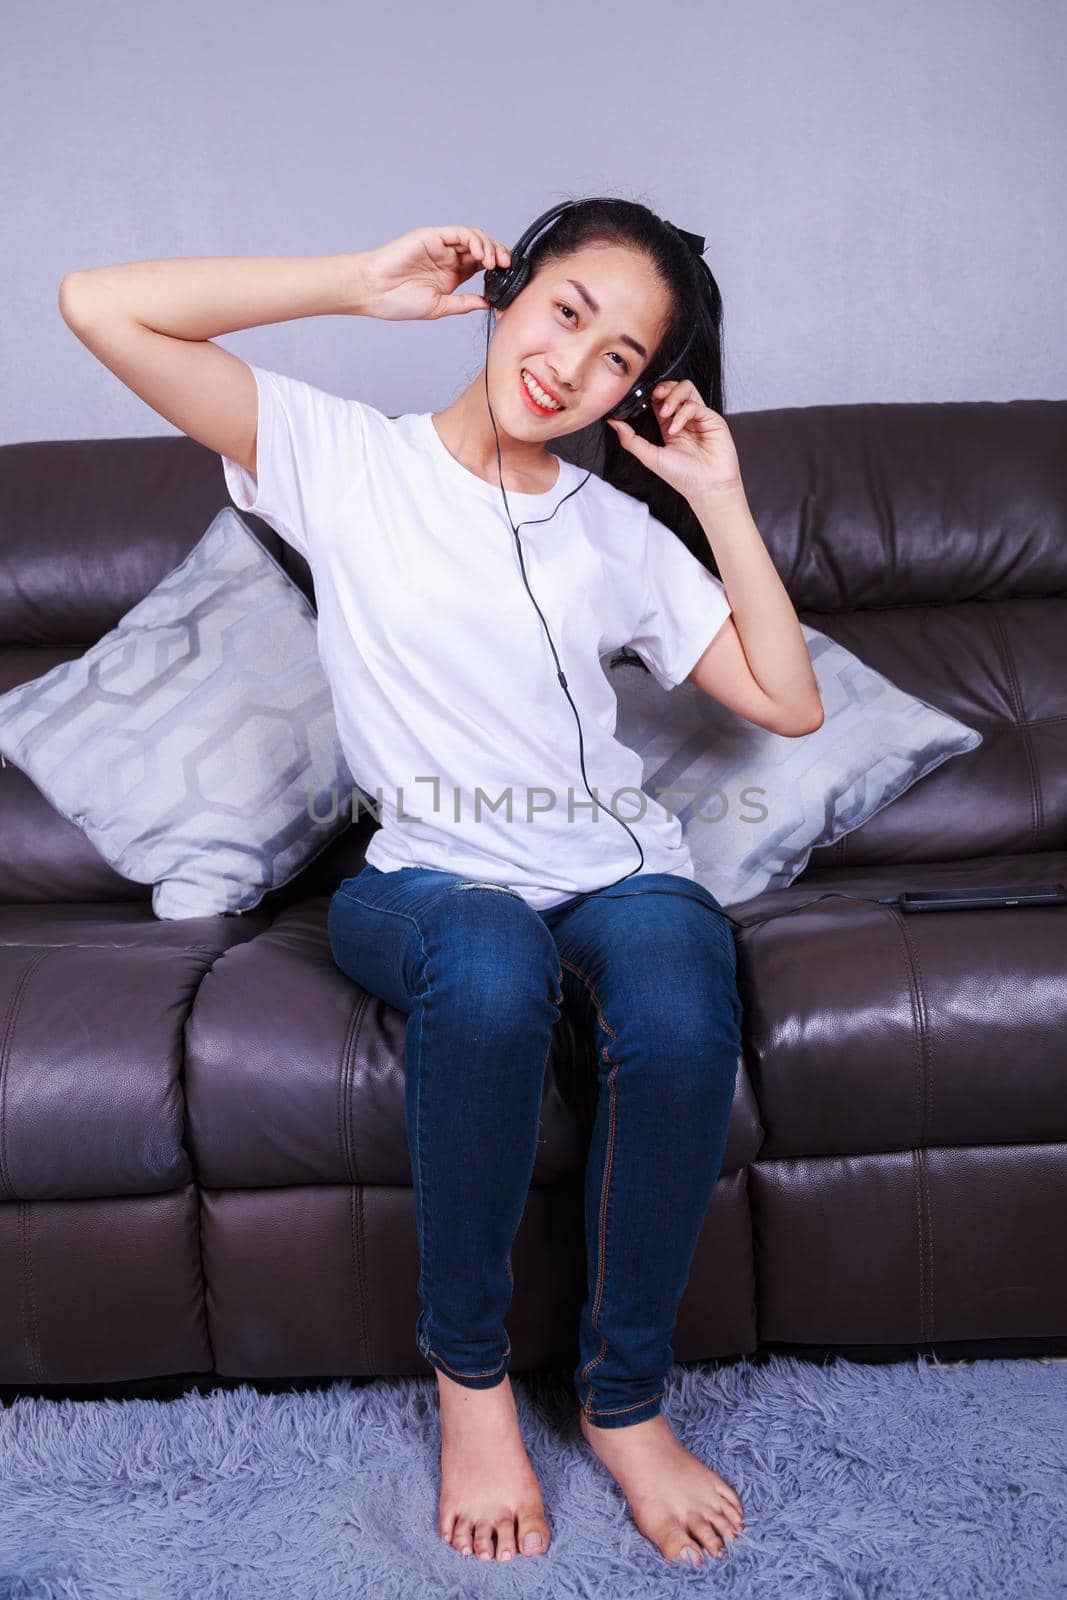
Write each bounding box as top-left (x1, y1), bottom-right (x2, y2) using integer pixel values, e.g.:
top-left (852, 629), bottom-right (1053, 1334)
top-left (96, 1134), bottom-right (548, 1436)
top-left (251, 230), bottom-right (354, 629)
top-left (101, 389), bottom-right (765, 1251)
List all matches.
top-left (415, 921), bottom-right (432, 1352)
top-left (425, 1341), bottom-right (511, 1380)
top-left (584, 1389), bottom-right (665, 1418)
top-left (346, 875), bottom-right (525, 1381)
top-left (563, 958), bottom-right (622, 1406)
top-left (332, 889), bottom-right (424, 1001)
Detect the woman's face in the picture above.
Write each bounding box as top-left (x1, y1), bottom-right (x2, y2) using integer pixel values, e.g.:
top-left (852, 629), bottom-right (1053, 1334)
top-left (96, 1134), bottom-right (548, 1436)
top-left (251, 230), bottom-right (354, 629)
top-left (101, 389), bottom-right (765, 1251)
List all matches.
top-left (489, 243), bottom-right (674, 439)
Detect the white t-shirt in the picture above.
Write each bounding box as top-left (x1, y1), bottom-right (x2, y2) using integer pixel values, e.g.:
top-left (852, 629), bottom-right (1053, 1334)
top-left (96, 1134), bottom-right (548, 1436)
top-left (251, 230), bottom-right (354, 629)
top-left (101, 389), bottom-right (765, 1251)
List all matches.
top-left (221, 363), bottom-right (732, 911)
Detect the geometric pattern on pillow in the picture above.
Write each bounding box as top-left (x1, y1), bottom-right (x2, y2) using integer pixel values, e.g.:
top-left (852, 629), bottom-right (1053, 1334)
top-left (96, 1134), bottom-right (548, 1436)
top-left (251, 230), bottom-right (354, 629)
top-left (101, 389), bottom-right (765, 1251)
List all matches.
top-left (608, 624), bottom-right (984, 907)
top-left (0, 508), bottom-right (356, 919)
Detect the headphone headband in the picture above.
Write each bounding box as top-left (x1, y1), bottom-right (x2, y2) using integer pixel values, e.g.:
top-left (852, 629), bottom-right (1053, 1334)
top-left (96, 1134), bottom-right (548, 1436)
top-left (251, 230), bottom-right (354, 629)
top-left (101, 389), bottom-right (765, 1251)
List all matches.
top-left (483, 201), bottom-right (701, 423)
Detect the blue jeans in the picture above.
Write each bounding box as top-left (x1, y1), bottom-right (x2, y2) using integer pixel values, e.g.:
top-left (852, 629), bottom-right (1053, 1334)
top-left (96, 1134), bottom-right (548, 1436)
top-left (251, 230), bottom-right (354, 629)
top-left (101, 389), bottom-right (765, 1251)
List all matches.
top-left (326, 863), bottom-right (743, 1430)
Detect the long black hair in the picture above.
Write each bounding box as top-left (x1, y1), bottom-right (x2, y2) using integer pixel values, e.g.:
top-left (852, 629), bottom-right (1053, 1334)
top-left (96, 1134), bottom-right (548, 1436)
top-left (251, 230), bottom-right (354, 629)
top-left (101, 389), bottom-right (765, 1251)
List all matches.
top-left (499, 191), bottom-right (729, 674)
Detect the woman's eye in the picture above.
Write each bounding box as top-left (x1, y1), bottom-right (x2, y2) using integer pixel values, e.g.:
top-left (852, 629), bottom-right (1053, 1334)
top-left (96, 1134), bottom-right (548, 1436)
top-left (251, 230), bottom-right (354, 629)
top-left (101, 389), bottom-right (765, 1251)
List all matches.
top-left (556, 304), bottom-right (629, 372)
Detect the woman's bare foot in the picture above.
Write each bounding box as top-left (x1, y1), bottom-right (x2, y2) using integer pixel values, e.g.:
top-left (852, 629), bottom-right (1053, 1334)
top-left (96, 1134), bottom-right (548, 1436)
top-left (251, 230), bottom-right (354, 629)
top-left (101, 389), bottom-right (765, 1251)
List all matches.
top-left (578, 1408), bottom-right (745, 1567)
top-left (435, 1369), bottom-right (551, 1562)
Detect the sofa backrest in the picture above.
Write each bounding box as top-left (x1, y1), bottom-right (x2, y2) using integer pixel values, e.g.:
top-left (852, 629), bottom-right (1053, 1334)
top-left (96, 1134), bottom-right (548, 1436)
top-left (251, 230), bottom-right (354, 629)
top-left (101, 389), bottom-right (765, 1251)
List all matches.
top-left (763, 400), bottom-right (1067, 870)
top-left (1, 401), bottom-right (1064, 906)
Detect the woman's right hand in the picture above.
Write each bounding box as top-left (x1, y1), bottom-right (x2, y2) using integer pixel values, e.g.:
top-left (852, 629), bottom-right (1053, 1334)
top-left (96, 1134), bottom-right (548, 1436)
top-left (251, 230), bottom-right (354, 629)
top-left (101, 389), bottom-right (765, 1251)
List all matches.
top-left (354, 225), bottom-right (512, 321)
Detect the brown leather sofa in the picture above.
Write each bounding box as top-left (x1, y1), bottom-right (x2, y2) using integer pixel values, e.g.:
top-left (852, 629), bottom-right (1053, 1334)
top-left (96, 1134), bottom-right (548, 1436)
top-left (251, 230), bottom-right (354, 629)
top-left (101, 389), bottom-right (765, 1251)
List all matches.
top-left (2, 397), bottom-right (1065, 1399)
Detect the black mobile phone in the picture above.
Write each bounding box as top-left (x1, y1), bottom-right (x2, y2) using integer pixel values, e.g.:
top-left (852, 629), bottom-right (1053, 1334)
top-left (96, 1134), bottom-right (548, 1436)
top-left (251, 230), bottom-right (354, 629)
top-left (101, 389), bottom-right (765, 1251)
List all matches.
top-left (881, 883), bottom-right (1067, 913)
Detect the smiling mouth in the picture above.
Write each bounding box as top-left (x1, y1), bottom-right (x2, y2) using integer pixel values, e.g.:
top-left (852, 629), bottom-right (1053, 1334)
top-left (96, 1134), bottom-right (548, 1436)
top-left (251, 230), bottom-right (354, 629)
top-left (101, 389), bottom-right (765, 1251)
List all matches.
top-left (519, 367), bottom-right (567, 414)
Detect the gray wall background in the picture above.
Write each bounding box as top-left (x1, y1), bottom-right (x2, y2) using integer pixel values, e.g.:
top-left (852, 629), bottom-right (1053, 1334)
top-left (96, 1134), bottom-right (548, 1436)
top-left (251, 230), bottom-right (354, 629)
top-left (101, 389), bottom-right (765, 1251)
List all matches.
top-left (5, 0), bottom-right (1064, 446)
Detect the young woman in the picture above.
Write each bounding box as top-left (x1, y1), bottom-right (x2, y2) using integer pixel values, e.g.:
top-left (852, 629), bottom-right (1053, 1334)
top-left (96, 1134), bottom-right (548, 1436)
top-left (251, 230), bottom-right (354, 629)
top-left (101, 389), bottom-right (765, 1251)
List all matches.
top-left (59, 195), bottom-right (821, 1570)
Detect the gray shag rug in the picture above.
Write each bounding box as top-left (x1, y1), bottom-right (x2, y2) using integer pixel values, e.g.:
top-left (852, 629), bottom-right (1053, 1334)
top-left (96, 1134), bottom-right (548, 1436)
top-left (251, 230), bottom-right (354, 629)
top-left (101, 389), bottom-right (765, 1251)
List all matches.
top-left (1, 1353), bottom-right (1065, 1599)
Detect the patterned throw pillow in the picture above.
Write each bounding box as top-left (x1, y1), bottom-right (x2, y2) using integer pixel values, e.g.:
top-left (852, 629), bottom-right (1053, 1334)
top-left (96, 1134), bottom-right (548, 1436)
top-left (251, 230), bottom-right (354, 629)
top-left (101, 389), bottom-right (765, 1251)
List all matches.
top-left (0, 508), bottom-right (357, 918)
top-left (607, 625), bottom-right (983, 906)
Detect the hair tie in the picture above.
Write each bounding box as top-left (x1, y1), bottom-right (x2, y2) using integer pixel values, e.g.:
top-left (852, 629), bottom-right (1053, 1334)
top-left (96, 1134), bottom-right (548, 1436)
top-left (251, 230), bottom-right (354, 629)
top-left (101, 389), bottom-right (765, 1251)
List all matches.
top-left (664, 219), bottom-right (706, 257)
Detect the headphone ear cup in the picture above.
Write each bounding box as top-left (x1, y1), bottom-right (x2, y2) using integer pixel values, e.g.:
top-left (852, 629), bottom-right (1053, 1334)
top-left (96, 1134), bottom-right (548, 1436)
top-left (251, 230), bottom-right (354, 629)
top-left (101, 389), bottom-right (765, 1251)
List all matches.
top-left (607, 391), bottom-right (648, 424)
top-left (484, 259), bottom-right (531, 310)
top-left (483, 265), bottom-right (506, 306)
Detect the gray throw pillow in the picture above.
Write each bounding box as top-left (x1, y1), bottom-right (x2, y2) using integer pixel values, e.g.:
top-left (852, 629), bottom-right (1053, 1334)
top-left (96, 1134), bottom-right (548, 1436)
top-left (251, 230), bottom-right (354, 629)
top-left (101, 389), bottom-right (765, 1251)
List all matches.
top-left (0, 508), bottom-right (357, 919)
top-left (608, 624), bottom-right (983, 906)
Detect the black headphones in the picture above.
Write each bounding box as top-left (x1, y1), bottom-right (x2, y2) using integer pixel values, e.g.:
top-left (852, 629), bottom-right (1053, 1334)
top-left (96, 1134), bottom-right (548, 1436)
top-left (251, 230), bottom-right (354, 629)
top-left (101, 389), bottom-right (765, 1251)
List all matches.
top-left (476, 199), bottom-right (703, 903)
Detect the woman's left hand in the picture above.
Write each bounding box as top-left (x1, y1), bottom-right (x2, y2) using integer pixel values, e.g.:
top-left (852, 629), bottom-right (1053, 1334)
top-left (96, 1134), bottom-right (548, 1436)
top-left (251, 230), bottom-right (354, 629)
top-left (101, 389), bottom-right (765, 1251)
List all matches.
top-left (607, 379), bottom-right (744, 502)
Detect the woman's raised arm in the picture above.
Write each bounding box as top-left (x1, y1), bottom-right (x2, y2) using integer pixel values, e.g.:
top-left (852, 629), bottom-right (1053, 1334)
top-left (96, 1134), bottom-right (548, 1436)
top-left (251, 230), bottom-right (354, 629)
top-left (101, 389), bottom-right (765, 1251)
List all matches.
top-left (56, 253), bottom-right (371, 473)
top-left (56, 225), bottom-right (508, 472)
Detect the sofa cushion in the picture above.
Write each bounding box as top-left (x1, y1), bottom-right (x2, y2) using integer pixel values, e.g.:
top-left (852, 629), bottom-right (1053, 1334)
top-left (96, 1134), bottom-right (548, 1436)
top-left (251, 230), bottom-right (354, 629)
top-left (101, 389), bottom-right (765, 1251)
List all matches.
top-left (727, 849), bottom-right (1067, 1157)
top-left (0, 901), bottom-right (270, 1199)
top-left (0, 508), bottom-right (356, 919)
top-left (608, 626), bottom-right (983, 906)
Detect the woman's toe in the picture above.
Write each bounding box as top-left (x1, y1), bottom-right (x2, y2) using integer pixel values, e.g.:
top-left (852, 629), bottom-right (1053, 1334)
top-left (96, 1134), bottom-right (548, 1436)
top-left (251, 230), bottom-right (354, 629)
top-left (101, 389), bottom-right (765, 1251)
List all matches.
top-left (691, 1515), bottom-right (727, 1558)
top-left (660, 1521), bottom-right (702, 1564)
top-left (472, 1519), bottom-right (496, 1560)
top-left (495, 1517), bottom-right (518, 1562)
top-left (517, 1509), bottom-right (550, 1555)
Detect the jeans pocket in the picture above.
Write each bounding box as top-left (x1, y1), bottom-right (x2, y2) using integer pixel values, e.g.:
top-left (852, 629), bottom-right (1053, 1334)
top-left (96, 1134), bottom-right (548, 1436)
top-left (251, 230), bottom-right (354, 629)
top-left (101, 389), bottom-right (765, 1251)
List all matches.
top-left (336, 863), bottom-right (381, 897)
top-left (596, 873), bottom-right (726, 916)
top-left (327, 881), bottom-right (410, 1011)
